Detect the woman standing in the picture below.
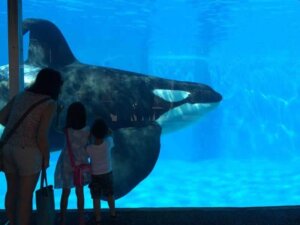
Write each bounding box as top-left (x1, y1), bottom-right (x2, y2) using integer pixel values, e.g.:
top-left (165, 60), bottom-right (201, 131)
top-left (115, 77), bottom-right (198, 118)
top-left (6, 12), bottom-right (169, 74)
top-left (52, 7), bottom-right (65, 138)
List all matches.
top-left (0, 68), bottom-right (63, 225)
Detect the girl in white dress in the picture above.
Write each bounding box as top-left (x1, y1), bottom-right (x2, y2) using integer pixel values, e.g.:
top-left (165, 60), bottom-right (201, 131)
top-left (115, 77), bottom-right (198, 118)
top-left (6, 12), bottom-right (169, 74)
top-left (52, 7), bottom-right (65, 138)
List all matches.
top-left (54, 102), bottom-right (90, 225)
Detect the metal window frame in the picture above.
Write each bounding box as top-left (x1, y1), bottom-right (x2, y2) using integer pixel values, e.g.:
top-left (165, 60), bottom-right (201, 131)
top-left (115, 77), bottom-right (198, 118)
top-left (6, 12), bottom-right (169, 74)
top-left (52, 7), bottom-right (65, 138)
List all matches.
top-left (7, 0), bottom-right (24, 99)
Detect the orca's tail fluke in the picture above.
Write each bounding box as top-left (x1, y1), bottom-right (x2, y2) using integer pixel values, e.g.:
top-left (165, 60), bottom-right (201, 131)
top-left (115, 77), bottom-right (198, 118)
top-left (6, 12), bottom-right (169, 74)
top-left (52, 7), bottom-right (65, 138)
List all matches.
top-left (23, 18), bottom-right (77, 69)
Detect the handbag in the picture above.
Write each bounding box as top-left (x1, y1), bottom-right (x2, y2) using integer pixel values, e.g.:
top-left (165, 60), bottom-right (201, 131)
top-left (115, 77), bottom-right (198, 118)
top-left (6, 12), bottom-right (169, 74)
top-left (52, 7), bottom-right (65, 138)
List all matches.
top-left (66, 128), bottom-right (91, 187)
top-left (73, 164), bottom-right (92, 187)
top-left (0, 97), bottom-right (51, 171)
top-left (35, 167), bottom-right (55, 225)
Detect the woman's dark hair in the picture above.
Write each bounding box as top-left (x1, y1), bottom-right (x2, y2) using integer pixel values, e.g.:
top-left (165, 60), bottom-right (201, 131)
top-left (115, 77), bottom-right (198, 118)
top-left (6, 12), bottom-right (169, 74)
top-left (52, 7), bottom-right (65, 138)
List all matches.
top-left (91, 118), bottom-right (109, 139)
top-left (66, 102), bottom-right (86, 130)
top-left (27, 67), bottom-right (63, 100)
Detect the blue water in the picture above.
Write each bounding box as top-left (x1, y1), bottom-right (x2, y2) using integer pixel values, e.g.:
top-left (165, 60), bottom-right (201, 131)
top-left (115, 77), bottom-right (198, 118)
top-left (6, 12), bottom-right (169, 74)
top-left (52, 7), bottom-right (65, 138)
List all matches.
top-left (1, 0), bottom-right (300, 209)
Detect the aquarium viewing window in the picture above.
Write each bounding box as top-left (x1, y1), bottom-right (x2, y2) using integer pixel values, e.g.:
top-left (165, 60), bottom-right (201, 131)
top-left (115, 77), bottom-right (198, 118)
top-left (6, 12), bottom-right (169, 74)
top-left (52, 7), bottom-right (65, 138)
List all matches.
top-left (1, 0), bottom-right (300, 209)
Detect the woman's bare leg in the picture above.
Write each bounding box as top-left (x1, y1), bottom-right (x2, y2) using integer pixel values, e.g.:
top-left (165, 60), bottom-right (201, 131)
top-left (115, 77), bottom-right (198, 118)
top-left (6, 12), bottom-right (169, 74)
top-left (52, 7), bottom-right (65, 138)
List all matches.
top-left (4, 173), bottom-right (18, 225)
top-left (17, 172), bottom-right (40, 225)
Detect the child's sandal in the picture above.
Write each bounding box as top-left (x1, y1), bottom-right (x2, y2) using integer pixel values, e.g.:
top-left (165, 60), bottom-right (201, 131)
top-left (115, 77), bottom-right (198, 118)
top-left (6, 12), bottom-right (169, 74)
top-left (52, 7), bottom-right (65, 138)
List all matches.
top-left (110, 214), bottom-right (117, 219)
top-left (58, 216), bottom-right (66, 225)
top-left (95, 220), bottom-right (102, 225)
top-left (78, 216), bottom-right (85, 225)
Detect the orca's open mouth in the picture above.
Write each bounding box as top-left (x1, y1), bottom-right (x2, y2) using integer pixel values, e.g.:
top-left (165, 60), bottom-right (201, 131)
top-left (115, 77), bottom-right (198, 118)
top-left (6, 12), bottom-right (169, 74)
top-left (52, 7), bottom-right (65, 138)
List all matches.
top-left (152, 88), bottom-right (220, 132)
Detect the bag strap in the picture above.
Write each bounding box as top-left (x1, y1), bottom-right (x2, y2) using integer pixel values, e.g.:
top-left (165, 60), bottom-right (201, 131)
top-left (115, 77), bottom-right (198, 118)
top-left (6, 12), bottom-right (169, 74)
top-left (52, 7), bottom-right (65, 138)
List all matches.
top-left (1, 96), bottom-right (51, 143)
top-left (65, 128), bottom-right (76, 168)
top-left (40, 166), bottom-right (48, 189)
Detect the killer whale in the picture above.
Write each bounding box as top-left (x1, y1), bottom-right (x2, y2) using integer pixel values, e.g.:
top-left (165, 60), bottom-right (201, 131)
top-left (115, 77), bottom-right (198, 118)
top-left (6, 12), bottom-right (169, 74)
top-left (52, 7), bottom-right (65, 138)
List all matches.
top-left (0, 18), bottom-right (222, 199)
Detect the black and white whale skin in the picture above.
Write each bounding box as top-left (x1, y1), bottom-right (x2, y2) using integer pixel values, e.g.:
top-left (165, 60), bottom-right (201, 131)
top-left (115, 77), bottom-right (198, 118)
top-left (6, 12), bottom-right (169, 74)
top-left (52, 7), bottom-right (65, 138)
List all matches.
top-left (0, 18), bottom-right (222, 199)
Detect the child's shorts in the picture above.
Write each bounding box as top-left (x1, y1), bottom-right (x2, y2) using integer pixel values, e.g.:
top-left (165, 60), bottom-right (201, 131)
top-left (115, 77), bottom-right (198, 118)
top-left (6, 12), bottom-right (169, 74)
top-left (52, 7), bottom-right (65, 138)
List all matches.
top-left (89, 172), bottom-right (114, 199)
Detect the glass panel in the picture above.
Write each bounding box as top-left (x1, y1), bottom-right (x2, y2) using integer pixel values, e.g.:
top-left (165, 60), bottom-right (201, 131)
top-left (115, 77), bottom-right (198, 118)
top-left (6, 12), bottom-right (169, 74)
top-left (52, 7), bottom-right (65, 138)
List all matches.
top-left (0, 0), bottom-right (8, 85)
top-left (1, 0), bottom-right (300, 209)
top-left (0, 2), bottom-right (7, 66)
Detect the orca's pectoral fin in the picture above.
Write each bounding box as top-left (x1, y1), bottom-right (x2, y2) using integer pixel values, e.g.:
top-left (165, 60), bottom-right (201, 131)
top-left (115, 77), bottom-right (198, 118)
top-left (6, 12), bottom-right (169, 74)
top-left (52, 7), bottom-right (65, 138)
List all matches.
top-left (110, 122), bottom-right (162, 199)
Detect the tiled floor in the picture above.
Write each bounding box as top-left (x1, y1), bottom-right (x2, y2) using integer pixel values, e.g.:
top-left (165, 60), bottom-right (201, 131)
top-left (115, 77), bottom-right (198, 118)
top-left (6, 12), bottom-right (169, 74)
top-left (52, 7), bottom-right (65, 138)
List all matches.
top-left (1, 206), bottom-right (300, 225)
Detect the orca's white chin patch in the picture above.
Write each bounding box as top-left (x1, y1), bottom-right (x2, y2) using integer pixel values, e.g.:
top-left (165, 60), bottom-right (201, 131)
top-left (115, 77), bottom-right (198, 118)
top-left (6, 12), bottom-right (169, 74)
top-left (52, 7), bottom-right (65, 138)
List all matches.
top-left (156, 102), bottom-right (219, 133)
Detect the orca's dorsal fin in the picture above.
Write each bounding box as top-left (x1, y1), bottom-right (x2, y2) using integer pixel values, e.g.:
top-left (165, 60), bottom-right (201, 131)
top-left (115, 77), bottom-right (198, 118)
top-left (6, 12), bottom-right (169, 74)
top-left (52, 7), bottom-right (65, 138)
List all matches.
top-left (23, 18), bottom-right (77, 69)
